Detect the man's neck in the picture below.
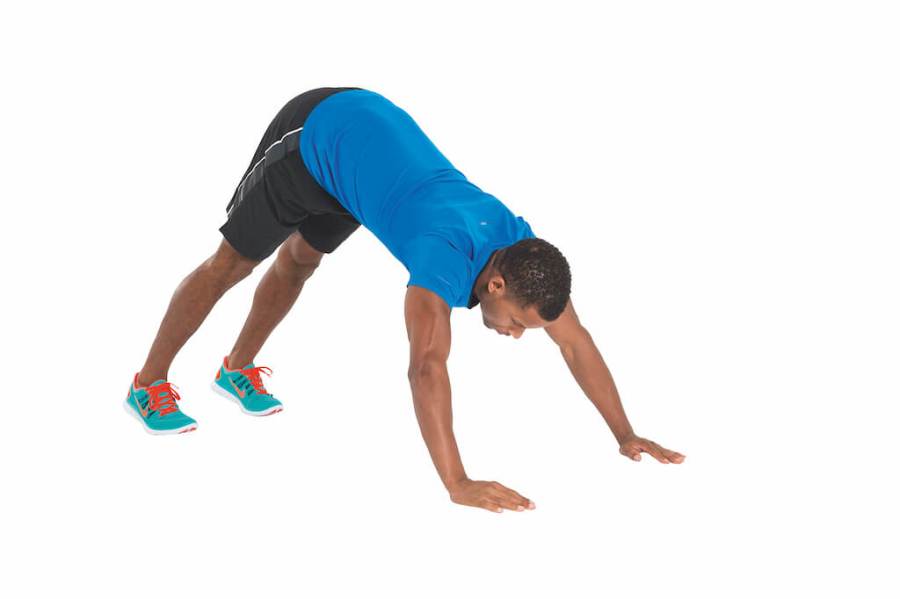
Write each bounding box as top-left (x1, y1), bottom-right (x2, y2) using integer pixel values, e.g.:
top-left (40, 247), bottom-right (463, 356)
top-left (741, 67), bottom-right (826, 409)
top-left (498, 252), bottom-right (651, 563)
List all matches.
top-left (469, 248), bottom-right (503, 307)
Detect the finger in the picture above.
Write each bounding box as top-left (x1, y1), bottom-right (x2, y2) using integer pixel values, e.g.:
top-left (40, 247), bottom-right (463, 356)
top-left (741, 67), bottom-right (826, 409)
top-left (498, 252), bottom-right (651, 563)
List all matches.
top-left (494, 485), bottom-right (534, 509)
top-left (481, 501), bottom-right (504, 513)
top-left (492, 492), bottom-right (531, 511)
top-left (669, 452), bottom-right (686, 463)
top-left (662, 447), bottom-right (685, 463)
top-left (646, 443), bottom-right (671, 464)
top-left (486, 490), bottom-right (522, 510)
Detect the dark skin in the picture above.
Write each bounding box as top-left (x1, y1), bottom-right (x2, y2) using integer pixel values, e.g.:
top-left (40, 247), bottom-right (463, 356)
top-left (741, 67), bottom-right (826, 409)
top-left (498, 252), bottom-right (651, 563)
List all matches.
top-left (405, 247), bottom-right (685, 513)
top-left (137, 232), bottom-right (323, 386)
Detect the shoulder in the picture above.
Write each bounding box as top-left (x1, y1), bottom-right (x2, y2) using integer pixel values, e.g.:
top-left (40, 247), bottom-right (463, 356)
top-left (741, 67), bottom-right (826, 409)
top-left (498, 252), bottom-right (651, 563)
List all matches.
top-left (402, 235), bottom-right (472, 310)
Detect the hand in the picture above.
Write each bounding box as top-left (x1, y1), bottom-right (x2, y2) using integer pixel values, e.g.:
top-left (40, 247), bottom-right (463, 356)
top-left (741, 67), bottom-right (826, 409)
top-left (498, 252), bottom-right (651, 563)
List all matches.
top-left (619, 435), bottom-right (685, 464)
top-left (447, 478), bottom-right (536, 513)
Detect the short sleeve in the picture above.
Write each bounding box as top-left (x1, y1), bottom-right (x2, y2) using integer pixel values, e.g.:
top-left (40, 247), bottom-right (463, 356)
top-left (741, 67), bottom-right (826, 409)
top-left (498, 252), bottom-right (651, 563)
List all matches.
top-left (404, 235), bottom-right (471, 310)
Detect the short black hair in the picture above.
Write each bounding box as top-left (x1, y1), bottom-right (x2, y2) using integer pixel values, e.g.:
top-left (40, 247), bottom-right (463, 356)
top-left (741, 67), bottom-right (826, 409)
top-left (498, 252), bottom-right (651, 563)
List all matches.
top-left (495, 238), bottom-right (571, 321)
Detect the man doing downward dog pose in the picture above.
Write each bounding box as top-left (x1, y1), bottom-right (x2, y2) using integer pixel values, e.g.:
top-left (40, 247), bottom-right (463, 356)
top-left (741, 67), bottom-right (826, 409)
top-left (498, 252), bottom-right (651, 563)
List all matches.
top-left (125, 87), bottom-right (685, 513)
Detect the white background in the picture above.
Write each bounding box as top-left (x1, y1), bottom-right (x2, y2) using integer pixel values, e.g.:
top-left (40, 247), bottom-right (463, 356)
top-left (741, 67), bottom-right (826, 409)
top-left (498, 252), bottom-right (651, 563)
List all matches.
top-left (1, 1), bottom-right (897, 597)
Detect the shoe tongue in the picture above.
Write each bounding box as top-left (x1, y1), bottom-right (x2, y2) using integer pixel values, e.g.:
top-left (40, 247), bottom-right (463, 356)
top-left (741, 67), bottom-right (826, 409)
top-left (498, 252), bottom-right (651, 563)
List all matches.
top-left (149, 379), bottom-right (167, 388)
top-left (243, 363), bottom-right (255, 370)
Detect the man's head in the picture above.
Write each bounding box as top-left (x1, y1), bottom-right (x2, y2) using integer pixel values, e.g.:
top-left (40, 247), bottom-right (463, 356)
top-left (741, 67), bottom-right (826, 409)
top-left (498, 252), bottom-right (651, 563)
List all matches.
top-left (474, 238), bottom-right (571, 338)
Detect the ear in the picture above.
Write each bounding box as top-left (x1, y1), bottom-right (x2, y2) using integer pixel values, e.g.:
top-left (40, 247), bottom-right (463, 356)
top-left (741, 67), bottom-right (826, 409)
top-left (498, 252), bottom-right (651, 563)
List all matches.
top-left (488, 274), bottom-right (507, 294)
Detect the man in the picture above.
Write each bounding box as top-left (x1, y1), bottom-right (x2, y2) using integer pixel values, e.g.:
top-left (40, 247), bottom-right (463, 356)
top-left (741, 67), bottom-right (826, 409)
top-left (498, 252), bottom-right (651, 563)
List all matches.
top-left (125, 86), bottom-right (685, 513)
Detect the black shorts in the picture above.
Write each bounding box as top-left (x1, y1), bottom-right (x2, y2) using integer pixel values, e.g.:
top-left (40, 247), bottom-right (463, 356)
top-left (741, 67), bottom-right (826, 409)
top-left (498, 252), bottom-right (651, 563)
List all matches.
top-left (219, 87), bottom-right (364, 261)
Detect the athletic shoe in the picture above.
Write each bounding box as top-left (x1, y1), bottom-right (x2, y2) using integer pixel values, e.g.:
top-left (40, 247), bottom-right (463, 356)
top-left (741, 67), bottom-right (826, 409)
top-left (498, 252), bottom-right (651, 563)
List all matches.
top-left (211, 356), bottom-right (283, 416)
top-left (124, 373), bottom-right (198, 435)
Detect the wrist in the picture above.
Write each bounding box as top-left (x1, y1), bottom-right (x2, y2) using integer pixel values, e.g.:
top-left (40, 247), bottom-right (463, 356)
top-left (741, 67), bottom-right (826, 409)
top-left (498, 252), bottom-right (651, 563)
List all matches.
top-left (615, 429), bottom-right (637, 445)
top-left (443, 475), bottom-right (469, 493)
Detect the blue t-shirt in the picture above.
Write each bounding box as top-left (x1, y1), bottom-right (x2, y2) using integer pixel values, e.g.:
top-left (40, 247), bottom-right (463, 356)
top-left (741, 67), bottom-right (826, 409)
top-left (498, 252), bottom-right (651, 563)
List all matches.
top-left (299, 89), bottom-right (536, 309)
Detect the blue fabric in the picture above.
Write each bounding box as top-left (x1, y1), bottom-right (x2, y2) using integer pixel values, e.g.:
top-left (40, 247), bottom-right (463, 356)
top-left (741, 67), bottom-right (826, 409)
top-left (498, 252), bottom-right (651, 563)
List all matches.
top-left (299, 89), bottom-right (536, 309)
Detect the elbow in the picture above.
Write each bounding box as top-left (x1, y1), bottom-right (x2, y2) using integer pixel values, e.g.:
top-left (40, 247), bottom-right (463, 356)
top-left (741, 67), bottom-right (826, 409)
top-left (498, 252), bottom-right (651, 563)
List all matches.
top-left (408, 358), bottom-right (446, 384)
top-left (559, 342), bottom-right (576, 364)
top-left (558, 325), bottom-right (591, 359)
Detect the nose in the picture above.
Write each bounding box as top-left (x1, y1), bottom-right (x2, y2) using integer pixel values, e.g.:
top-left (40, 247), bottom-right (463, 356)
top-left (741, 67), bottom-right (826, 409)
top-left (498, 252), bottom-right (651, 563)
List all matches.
top-left (496, 328), bottom-right (522, 338)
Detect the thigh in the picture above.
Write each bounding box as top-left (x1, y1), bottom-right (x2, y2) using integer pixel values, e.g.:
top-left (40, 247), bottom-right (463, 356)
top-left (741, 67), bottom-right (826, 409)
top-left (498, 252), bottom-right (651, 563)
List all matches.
top-left (297, 212), bottom-right (361, 254)
top-left (219, 180), bottom-right (302, 262)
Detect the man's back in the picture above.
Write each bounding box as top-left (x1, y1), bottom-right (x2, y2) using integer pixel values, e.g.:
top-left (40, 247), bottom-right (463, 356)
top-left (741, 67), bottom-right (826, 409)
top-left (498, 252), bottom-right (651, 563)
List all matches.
top-left (299, 88), bottom-right (535, 309)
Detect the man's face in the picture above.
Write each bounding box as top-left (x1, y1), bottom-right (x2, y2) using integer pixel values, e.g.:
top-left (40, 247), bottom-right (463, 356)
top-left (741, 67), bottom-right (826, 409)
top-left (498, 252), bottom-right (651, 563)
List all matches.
top-left (479, 278), bottom-right (551, 338)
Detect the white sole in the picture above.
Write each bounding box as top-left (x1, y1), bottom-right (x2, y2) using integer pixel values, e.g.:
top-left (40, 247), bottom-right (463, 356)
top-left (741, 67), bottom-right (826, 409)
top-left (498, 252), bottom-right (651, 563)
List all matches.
top-left (123, 399), bottom-right (198, 435)
top-left (210, 380), bottom-right (283, 416)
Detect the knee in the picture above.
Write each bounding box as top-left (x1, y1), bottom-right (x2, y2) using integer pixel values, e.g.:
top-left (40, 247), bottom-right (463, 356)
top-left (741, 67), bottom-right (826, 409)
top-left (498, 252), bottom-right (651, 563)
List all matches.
top-left (284, 232), bottom-right (324, 272)
top-left (267, 234), bottom-right (321, 284)
top-left (277, 232), bottom-right (323, 279)
top-left (205, 239), bottom-right (260, 285)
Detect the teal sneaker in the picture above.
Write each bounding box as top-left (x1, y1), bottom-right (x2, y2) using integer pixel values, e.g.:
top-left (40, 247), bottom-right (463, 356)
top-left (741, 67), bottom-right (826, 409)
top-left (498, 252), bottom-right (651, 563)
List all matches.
top-left (211, 356), bottom-right (283, 416)
top-left (124, 373), bottom-right (198, 435)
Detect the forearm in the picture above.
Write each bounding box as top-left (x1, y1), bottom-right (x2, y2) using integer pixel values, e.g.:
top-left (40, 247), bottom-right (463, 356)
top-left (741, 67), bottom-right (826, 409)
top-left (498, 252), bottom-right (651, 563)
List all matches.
top-left (408, 364), bottom-right (468, 490)
top-left (561, 335), bottom-right (635, 444)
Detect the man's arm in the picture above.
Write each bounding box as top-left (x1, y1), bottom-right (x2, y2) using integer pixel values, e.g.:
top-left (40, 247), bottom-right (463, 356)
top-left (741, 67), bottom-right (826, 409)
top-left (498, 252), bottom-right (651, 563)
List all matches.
top-left (404, 285), bottom-right (535, 512)
top-left (544, 297), bottom-right (685, 464)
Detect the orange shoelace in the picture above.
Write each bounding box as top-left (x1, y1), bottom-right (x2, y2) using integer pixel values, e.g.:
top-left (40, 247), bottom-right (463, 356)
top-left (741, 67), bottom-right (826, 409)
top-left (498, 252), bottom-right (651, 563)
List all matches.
top-left (147, 382), bottom-right (182, 416)
top-left (241, 365), bottom-right (273, 395)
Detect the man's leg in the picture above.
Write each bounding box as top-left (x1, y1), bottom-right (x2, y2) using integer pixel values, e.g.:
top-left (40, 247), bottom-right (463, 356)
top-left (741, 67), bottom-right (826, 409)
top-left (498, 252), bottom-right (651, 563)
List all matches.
top-left (137, 237), bottom-right (260, 387)
top-left (225, 231), bottom-right (324, 369)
